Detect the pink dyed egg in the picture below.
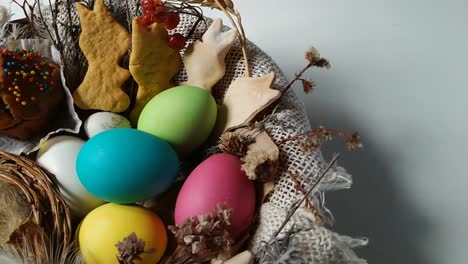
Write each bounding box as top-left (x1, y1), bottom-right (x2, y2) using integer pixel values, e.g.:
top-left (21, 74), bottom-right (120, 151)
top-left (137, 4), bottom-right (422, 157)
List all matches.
top-left (174, 153), bottom-right (256, 239)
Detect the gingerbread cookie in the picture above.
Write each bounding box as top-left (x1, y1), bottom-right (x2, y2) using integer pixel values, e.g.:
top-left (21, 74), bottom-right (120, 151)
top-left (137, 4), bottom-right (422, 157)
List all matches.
top-left (216, 72), bottom-right (280, 133)
top-left (183, 18), bottom-right (237, 91)
top-left (129, 17), bottom-right (182, 124)
top-left (73, 0), bottom-right (131, 113)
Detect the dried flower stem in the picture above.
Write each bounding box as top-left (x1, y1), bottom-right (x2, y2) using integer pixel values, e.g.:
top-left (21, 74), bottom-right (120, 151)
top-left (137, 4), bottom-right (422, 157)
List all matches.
top-left (164, 204), bottom-right (235, 263)
top-left (272, 153), bottom-right (339, 239)
top-left (280, 47), bottom-right (330, 97)
top-left (212, 0), bottom-right (250, 77)
top-left (280, 127), bottom-right (363, 151)
top-left (12, 0), bottom-right (35, 23)
top-left (288, 172), bottom-right (327, 222)
top-left (281, 62), bottom-right (314, 96)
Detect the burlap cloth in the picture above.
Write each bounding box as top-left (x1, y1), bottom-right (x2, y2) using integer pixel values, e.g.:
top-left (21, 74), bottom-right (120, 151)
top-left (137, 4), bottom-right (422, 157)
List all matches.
top-left (4, 1), bottom-right (367, 262)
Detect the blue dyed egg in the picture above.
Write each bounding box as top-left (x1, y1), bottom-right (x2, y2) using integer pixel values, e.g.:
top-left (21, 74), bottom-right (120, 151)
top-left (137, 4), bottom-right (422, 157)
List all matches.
top-left (76, 128), bottom-right (179, 204)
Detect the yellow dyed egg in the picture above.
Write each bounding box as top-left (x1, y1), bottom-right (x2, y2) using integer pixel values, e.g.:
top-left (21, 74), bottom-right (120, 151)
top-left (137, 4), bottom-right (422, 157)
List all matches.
top-left (78, 203), bottom-right (167, 264)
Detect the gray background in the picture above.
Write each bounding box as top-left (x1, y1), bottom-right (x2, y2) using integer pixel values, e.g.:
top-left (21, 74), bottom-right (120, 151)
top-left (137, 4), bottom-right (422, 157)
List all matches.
top-left (204, 1), bottom-right (468, 263)
top-left (10, 0), bottom-right (468, 263)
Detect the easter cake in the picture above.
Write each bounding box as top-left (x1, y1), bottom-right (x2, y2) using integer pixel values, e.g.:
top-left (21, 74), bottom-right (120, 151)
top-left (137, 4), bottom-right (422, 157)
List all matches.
top-left (0, 48), bottom-right (64, 140)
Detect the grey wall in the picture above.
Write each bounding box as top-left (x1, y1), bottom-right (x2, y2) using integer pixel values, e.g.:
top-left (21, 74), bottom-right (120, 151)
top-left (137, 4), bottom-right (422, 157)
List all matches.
top-left (206, 0), bottom-right (468, 263)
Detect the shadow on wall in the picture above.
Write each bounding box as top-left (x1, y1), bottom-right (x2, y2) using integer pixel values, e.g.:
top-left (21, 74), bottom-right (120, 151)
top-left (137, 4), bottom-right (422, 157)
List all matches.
top-left (305, 102), bottom-right (433, 264)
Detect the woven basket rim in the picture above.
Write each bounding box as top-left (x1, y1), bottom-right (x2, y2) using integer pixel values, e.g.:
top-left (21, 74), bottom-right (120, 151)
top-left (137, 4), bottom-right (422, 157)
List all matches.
top-left (0, 151), bottom-right (72, 254)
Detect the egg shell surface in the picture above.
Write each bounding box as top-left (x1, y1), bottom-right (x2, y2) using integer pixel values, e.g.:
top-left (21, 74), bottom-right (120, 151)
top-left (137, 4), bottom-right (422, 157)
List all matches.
top-left (36, 136), bottom-right (105, 216)
top-left (174, 153), bottom-right (255, 239)
top-left (84, 112), bottom-right (132, 138)
top-left (78, 203), bottom-right (167, 264)
top-left (76, 128), bottom-right (179, 204)
top-left (137, 85), bottom-right (217, 156)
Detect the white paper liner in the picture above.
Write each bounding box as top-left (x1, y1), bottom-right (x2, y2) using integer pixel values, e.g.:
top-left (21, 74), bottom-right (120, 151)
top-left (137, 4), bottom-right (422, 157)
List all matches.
top-left (0, 39), bottom-right (81, 154)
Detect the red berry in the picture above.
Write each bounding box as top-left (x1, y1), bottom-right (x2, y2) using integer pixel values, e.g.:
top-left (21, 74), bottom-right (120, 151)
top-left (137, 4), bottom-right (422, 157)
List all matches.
top-left (154, 6), bottom-right (168, 23)
top-left (154, 0), bottom-right (163, 5)
top-left (169, 33), bottom-right (186, 50)
top-left (138, 14), bottom-right (153, 27)
top-left (165, 12), bottom-right (180, 30)
top-left (140, 0), bottom-right (154, 12)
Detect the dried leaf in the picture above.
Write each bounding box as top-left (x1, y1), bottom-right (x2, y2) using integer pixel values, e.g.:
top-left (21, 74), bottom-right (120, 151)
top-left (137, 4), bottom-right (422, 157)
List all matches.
top-left (129, 17), bottom-right (182, 124)
top-left (216, 72), bottom-right (281, 133)
top-left (183, 18), bottom-right (237, 91)
top-left (240, 130), bottom-right (280, 182)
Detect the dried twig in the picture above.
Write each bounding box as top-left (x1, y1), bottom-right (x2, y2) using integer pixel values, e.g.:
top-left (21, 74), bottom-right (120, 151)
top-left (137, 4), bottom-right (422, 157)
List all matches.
top-left (281, 127), bottom-right (363, 152)
top-left (288, 172), bottom-right (327, 222)
top-left (271, 153), bottom-right (340, 239)
top-left (280, 47), bottom-right (330, 97)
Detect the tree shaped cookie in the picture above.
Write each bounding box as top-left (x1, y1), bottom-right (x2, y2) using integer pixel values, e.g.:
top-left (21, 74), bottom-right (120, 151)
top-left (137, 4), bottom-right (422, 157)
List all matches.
top-left (183, 18), bottom-right (238, 91)
top-left (216, 72), bottom-right (281, 133)
top-left (129, 18), bottom-right (182, 124)
top-left (73, 0), bottom-right (131, 112)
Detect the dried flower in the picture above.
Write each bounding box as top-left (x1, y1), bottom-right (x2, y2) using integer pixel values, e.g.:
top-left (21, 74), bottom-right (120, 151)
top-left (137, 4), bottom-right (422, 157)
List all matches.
top-left (115, 233), bottom-right (155, 264)
top-left (279, 47), bottom-right (330, 98)
top-left (281, 127), bottom-right (363, 153)
top-left (300, 78), bottom-right (316, 94)
top-left (218, 131), bottom-right (255, 157)
top-left (346, 132), bottom-right (363, 150)
top-left (305, 47), bottom-right (331, 69)
top-left (164, 204), bottom-right (235, 263)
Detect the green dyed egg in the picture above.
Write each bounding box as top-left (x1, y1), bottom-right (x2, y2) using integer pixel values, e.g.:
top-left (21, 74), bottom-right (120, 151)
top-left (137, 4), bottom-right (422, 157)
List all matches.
top-left (138, 86), bottom-right (217, 156)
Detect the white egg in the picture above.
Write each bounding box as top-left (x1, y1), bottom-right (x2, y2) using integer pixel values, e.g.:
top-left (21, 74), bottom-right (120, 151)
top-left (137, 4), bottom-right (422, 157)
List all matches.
top-left (84, 112), bottom-right (132, 138)
top-left (36, 136), bottom-right (105, 216)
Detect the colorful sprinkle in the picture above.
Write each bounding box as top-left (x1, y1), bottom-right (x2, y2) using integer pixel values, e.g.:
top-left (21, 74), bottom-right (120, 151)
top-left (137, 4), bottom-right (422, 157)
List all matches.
top-left (21, 101), bottom-right (26, 106)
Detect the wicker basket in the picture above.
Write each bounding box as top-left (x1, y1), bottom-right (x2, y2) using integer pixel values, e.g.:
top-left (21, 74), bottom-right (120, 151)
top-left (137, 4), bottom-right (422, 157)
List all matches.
top-left (0, 0), bottom-right (367, 263)
top-left (0, 151), bottom-right (72, 261)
